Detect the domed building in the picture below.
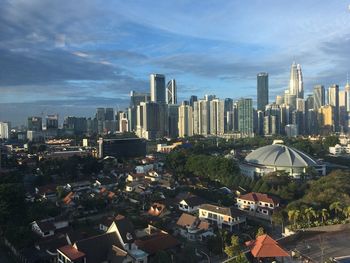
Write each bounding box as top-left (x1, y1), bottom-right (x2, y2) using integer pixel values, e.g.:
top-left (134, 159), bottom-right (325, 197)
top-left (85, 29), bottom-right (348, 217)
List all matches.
top-left (240, 143), bottom-right (326, 178)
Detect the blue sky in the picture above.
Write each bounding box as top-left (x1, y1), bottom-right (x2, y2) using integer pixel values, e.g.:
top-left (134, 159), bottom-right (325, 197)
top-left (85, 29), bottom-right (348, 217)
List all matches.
top-left (1, 0), bottom-right (350, 125)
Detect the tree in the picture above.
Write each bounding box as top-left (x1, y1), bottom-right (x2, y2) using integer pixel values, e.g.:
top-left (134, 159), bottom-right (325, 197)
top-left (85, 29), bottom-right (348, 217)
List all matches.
top-left (256, 227), bottom-right (265, 238)
top-left (304, 207), bottom-right (317, 225)
top-left (320, 208), bottom-right (329, 224)
top-left (224, 235), bottom-right (240, 258)
top-left (152, 250), bottom-right (171, 263)
top-left (343, 206), bottom-right (350, 219)
top-left (288, 209), bottom-right (300, 227)
top-left (323, 136), bottom-right (339, 150)
top-left (329, 201), bottom-right (343, 218)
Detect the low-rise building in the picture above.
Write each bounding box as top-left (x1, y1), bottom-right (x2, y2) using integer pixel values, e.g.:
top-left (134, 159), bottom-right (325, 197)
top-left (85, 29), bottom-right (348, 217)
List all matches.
top-left (178, 195), bottom-right (205, 213)
top-left (236, 192), bottom-right (280, 218)
top-left (176, 213), bottom-right (214, 242)
top-left (198, 204), bottom-right (246, 231)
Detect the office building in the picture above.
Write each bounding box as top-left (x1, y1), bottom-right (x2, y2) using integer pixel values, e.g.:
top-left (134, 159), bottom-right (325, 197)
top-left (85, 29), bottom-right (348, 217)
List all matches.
top-left (129, 91), bottom-right (151, 132)
top-left (288, 62), bottom-right (304, 99)
top-left (313, 85), bottom-right (325, 111)
top-left (166, 79), bottom-right (177, 104)
top-left (46, 114), bottom-right (59, 129)
top-left (136, 101), bottom-right (160, 140)
top-left (105, 108), bottom-right (114, 121)
top-left (264, 103), bottom-right (281, 135)
top-left (257, 72), bottom-right (269, 111)
top-left (63, 117), bottom-right (87, 135)
top-left (150, 74), bottom-right (166, 103)
top-left (98, 138), bottom-right (146, 158)
top-left (318, 105), bottom-right (334, 130)
top-left (189, 95), bottom-right (198, 107)
top-left (178, 103), bottom-right (193, 137)
top-left (28, 116), bottom-right (42, 131)
top-left (168, 104), bottom-right (179, 138)
top-left (328, 84), bottom-right (339, 131)
top-left (275, 95), bottom-right (284, 105)
top-left (237, 98), bottom-right (253, 136)
top-left (0, 122), bottom-right (11, 139)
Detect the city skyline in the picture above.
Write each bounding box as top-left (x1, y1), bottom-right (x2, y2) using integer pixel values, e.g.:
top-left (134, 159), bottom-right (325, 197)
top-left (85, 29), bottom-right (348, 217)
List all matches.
top-left (1, 0), bottom-right (350, 125)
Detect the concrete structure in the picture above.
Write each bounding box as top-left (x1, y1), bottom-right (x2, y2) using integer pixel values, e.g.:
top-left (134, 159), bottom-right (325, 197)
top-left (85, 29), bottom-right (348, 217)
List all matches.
top-left (178, 103), bottom-right (193, 137)
top-left (236, 192), bottom-right (280, 218)
top-left (240, 142), bottom-right (326, 178)
top-left (0, 122), bottom-right (11, 139)
top-left (237, 98), bottom-right (253, 136)
top-left (166, 79), bottom-right (177, 104)
top-left (257, 72), bottom-right (269, 111)
top-left (150, 74), bottom-right (165, 104)
top-left (198, 204), bottom-right (246, 231)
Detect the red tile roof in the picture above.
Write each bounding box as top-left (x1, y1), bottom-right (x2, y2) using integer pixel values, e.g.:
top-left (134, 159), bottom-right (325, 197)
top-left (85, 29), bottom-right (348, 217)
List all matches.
top-left (238, 192), bottom-right (280, 205)
top-left (148, 203), bottom-right (166, 217)
top-left (58, 245), bottom-right (85, 260)
top-left (245, 234), bottom-right (289, 258)
top-left (134, 232), bottom-right (180, 255)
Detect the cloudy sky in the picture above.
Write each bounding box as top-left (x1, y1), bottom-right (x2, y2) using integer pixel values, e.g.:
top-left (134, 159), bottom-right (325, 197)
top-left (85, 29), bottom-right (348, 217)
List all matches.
top-left (1, 0), bottom-right (350, 125)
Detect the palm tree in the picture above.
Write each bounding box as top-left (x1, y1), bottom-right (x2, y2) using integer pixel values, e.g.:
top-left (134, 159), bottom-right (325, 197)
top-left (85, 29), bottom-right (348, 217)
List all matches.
top-left (288, 209), bottom-right (300, 226)
top-left (320, 208), bottom-right (329, 224)
top-left (342, 206), bottom-right (350, 219)
top-left (329, 201), bottom-right (343, 218)
top-left (304, 207), bottom-right (317, 225)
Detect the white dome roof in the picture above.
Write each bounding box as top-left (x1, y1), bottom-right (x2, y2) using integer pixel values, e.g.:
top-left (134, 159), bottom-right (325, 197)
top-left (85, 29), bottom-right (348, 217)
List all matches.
top-left (245, 144), bottom-right (318, 168)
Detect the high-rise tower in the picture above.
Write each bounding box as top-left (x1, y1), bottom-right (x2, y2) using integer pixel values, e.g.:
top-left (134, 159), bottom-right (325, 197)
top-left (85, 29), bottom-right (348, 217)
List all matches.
top-left (166, 79), bottom-right (177, 104)
top-left (288, 62), bottom-right (304, 107)
top-left (257, 72), bottom-right (269, 111)
top-left (150, 74), bottom-right (166, 103)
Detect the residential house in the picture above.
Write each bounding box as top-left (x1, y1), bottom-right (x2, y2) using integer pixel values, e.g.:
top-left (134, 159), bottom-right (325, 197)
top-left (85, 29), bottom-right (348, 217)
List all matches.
top-left (65, 181), bottom-right (91, 192)
top-left (198, 204), bottom-right (246, 231)
top-left (236, 192), bottom-right (280, 218)
top-left (178, 195), bottom-right (205, 213)
top-left (57, 215), bottom-right (148, 263)
top-left (134, 225), bottom-right (180, 259)
top-left (148, 203), bottom-right (167, 217)
top-left (145, 171), bottom-right (161, 182)
top-left (31, 217), bottom-right (69, 238)
top-left (35, 184), bottom-right (57, 201)
top-left (176, 213), bottom-right (214, 242)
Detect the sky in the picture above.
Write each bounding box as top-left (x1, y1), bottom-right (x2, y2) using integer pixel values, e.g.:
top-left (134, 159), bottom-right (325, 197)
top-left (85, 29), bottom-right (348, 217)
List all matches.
top-left (1, 0), bottom-right (350, 125)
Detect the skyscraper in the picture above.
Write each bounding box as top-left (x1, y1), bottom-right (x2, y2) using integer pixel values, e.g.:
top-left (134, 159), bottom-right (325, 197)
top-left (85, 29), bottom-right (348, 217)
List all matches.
top-left (27, 116), bottom-right (42, 131)
top-left (150, 74), bottom-right (166, 103)
top-left (189, 95), bottom-right (198, 107)
top-left (237, 98), bottom-right (253, 136)
top-left (136, 101), bottom-right (160, 140)
top-left (0, 122), bottom-right (10, 139)
top-left (178, 103), bottom-right (193, 137)
top-left (193, 99), bottom-right (210, 136)
top-left (167, 104), bottom-right (179, 138)
top-left (288, 62), bottom-right (303, 107)
top-left (328, 84), bottom-right (339, 131)
top-left (313, 85), bottom-right (325, 111)
top-left (129, 91), bottom-right (151, 132)
top-left (257, 72), bottom-right (269, 111)
top-left (166, 79), bottom-right (177, 104)
top-left (46, 114), bottom-right (59, 130)
top-left (209, 99), bottom-right (225, 135)
top-left (345, 82), bottom-right (350, 110)
top-left (105, 108), bottom-right (114, 121)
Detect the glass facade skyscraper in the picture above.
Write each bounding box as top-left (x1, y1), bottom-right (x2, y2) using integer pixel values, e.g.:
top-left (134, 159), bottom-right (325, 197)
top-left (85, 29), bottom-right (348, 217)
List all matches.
top-left (257, 72), bottom-right (269, 111)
